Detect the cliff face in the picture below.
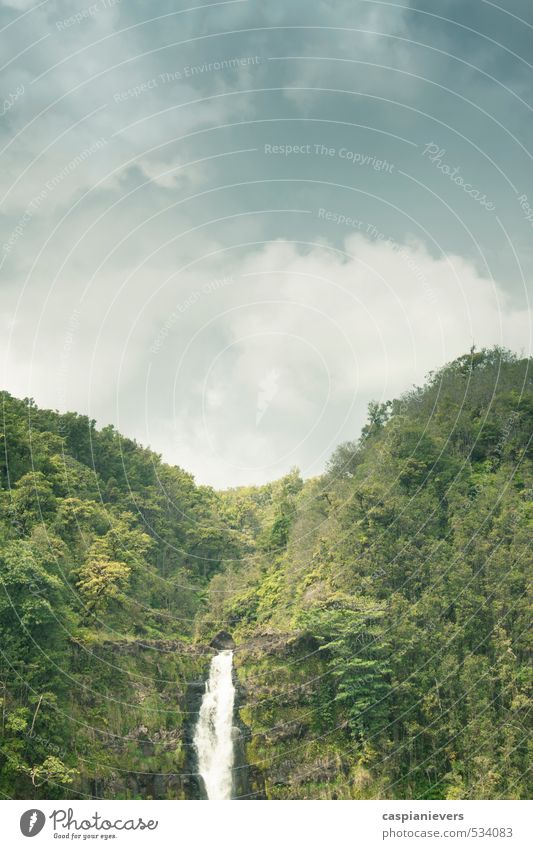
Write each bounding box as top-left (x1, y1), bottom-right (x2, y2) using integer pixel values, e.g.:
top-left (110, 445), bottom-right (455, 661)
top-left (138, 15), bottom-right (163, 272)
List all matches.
top-left (233, 634), bottom-right (359, 800)
top-left (232, 668), bottom-right (264, 800)
top-left (71, 639), bottom-right (212, 800)
top-left (82, 636), bottom-right (262, 801)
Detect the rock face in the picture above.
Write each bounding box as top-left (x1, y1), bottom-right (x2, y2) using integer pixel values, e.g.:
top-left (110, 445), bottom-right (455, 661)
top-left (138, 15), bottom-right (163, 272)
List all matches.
top-left (72, 638), bottom-right (212, 800)
top-left (78, 633), bottom-right (262, 800)
top-left (232, 631), bottom-right (351, 799)
top-left (183, 680), bottom-right (208, 800)
top-left (232, 674), bottom-right (266, 800)
top-left (83, 637), bottom-right (211, 657)
top-left (209, 630), bottom-right (236, 650)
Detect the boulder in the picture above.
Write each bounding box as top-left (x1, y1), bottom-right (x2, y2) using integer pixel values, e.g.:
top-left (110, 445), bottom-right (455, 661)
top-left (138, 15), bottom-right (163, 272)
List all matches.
top-left (210, 630), bottom-right (235, 650)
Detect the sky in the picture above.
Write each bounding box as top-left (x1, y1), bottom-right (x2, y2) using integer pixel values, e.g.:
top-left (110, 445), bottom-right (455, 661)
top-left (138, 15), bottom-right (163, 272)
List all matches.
top-left (1, 0), bottom-right (532, 488)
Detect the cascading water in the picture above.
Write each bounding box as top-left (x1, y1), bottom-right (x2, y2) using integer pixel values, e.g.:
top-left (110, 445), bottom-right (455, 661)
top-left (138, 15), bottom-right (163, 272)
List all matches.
top-left (193, 649), bottom-right (236, 799)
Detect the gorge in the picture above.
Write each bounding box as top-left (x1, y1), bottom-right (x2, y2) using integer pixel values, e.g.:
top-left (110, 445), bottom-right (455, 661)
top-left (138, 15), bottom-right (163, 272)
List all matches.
top-left (0, 348), bottom-right (531, 800)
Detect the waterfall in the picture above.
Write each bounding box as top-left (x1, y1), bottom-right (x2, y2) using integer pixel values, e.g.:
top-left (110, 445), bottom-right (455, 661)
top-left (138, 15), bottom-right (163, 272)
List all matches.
top-left (193, 649), bottom-right (236, 799)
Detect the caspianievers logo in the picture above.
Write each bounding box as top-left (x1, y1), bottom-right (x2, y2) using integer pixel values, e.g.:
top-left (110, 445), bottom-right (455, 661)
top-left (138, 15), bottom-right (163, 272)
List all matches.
top-left (20, 810), bottom-right (46, 837)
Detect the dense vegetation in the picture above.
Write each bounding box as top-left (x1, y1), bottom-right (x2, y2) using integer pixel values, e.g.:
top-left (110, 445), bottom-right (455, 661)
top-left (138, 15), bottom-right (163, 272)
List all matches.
top-left (0, 393), bottom-right (229, 798)
top-left (1, 348), bottom-right (531, 799)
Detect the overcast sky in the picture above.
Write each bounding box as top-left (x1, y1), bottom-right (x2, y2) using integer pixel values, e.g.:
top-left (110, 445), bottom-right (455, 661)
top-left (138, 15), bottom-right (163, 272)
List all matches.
top-left (1, 0), bottom-right (532, 487)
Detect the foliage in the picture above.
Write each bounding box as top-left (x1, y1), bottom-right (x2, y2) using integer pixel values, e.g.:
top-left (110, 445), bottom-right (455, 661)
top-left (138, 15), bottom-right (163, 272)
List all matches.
top-left (0, 347), bottom-right (531, 800)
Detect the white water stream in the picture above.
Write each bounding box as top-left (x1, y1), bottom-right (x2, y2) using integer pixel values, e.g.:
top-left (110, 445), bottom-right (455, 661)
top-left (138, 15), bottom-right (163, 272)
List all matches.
top-left (193, 649), bottom-right (236, 800)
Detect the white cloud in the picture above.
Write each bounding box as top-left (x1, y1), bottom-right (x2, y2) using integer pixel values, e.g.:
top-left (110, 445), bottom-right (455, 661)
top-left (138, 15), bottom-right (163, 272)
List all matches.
top-left (1, 1), bottom-right (36, 8)
top-left (3, 233), bottom-right (530, 489)
top-left (1, 0), bottom-right (532, 489)
top-left (91, 234), bottom-right (530, 487)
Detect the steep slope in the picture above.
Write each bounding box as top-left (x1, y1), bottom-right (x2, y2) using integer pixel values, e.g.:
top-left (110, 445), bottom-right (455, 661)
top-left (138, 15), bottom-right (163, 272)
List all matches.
top-left (204, 349), bottom-right (532, 799)
top-left (0, 347), bottom-right (531, 800)
top-left (0, 393), bottom-right (227, 798)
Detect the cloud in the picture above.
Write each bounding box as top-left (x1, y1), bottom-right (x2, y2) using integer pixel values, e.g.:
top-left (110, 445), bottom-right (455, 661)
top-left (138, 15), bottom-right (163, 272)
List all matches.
top-left (160, 235), bottom-right (529, 487)
top-left (1, 0), bottom-right (532, 488)
top-left (4, 232), bottom-right (524, 488)
top-left (1, 1), bottom-right (35, 8)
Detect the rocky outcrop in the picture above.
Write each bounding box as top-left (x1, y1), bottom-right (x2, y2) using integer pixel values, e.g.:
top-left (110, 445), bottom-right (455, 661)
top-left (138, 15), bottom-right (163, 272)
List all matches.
top-left (183, 679), bottom-right (207, 799)
top-left (210, 630), bottom-right (236, 650)
top-left (76, 634), bottom-right (269, 800)
top-left (234, 631), bottom-right (317, 658)
top-left (230, 630), bottom-right (342, 799)
top-left (73, 637), bottom-right (212, 657)
top-left (232, 670), bottom-right (266, 799)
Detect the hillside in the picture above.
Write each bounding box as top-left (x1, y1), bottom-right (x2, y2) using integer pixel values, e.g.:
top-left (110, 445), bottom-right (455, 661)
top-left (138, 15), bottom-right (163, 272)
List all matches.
top-left (0, 347), bottom-right (531, 799)
top-left (0, 392), bottom-right (229, 798)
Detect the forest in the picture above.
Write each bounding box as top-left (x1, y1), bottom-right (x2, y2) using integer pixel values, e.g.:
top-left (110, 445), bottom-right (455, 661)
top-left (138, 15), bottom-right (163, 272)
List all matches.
top-left (0, 347), bottom-right (531, 799)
